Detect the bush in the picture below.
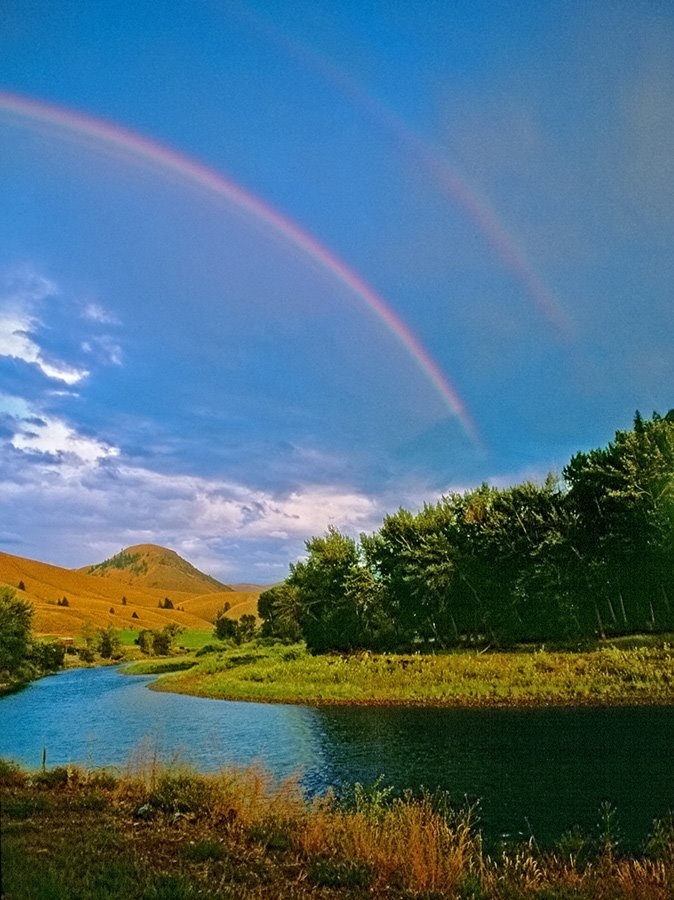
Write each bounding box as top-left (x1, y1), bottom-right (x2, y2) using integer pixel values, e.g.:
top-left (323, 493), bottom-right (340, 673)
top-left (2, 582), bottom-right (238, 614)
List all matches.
top-left (0, 758), bottom-right (27, 787)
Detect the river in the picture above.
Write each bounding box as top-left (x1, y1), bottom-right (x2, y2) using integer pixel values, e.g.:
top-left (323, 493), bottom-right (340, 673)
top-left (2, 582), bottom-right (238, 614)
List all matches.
top-left (1, 665), bottom-right (672, 847)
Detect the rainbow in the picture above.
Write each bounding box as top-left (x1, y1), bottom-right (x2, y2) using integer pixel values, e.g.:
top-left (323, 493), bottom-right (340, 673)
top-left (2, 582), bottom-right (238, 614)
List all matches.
top-left (232, 6), bottom-right (570, 337)
top-left (0, 89), bottom-right (480, 447)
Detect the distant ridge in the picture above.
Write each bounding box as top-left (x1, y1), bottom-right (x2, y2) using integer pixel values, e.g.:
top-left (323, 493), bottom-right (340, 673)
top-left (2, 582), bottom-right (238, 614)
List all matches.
top-left (80, 544), bottom-right (232, 594)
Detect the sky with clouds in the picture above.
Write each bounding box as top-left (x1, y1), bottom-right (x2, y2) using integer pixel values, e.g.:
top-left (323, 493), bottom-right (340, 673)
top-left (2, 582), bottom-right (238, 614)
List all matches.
top-left (1, 0), bottom-right (673, 581)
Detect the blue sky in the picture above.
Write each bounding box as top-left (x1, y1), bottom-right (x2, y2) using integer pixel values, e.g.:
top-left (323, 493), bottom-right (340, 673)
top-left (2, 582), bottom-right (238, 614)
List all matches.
top-left (1, 0), bottom-right (673, 582)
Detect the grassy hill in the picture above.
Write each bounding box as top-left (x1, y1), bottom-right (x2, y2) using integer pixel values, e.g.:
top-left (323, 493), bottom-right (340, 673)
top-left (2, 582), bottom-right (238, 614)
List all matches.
top-left (80, 544), bottom-right (231, 594)
top-left (0, 547), bottom-right (264, 638)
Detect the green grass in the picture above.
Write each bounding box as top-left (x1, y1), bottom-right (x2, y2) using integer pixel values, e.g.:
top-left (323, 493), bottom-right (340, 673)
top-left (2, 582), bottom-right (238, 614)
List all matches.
top-left (115, 628), bottom-right (213, 650)
top-left (123, 656), bottom-right (198, 675)
top-left (176, 630), bottom-right (221, 650)
top-left (2, 760), bottom-right (672, 899)
top-left (144, 641), bottom-right (674, 708)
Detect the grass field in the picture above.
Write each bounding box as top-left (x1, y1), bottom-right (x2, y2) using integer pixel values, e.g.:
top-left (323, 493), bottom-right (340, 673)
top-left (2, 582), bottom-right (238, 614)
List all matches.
top-left (2, 758), bottom-right (672, 899)
top-left (127, 640), bottom-right (674, 708)
top-left (114, 628), bottom-right (216, 650)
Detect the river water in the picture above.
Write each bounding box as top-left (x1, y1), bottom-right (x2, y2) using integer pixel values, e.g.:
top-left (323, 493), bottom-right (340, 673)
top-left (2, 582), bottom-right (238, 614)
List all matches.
top-left (1, 665), bottom-right (672, 846)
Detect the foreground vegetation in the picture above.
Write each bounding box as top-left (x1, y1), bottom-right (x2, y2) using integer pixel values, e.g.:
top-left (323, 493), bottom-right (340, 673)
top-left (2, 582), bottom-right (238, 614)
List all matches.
top-left (126, 640), bottom-right (674, 707)
top-left (1, 758), bottom-right (672, 899)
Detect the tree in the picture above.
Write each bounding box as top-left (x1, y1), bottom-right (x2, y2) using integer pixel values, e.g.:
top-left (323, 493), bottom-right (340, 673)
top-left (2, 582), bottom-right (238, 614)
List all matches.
top-left (152, 623), bottom-right (182, 655)
top-left (258, 584), bottom-right (302, 641)
top-left (98, 625), bottom-right (122, 659)
top-left (0, 588), bottom-right (33, 676)
top-left (78, 622), bottom-right (98, 663)
top-left (288, 526), bottom-right (365, 652)
top-left (214, 607), bottom-right (238, 641)
top-left (31, 640), bottom-right (66, 673)
top-left (563, 411), bottom-right (674, 635)
top-left (237, 614), bottom-right (257, 642)
top-left (136, 629), bottom-right (155, 655)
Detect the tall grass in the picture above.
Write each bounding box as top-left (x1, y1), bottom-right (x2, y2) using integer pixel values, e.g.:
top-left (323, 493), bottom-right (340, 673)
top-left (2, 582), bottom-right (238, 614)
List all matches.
top-left (3, 758), bottom-right (673, 897)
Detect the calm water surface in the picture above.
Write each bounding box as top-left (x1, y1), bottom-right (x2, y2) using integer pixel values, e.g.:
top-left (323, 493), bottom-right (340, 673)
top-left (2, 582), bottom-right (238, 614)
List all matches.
top-left (1, 665), bottom-right (672, 846)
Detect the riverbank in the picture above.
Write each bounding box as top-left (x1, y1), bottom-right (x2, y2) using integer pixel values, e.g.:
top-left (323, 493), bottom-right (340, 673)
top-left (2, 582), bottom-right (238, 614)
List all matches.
top-left (126, 641), bottom-right (674, 708)
top-left (2, 759), bottom-right (672, 899)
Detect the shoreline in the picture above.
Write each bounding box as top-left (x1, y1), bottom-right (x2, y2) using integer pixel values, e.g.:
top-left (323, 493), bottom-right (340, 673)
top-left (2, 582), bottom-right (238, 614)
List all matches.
top-left (147, 677), bottom-right (674, 709)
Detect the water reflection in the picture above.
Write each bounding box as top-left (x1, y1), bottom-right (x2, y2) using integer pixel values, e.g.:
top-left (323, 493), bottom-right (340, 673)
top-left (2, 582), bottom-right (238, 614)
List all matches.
top-left (1, 666), bottom-right (672, 846)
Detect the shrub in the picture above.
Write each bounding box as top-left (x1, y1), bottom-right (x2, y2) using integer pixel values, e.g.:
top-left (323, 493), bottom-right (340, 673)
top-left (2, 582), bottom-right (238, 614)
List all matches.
top-left (0, 758), bottom-right (26, 787)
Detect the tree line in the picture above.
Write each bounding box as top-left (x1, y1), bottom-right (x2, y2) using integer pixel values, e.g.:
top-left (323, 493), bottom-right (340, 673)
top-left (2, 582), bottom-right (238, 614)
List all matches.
top-left (258, 411), bottom-right (674, 652)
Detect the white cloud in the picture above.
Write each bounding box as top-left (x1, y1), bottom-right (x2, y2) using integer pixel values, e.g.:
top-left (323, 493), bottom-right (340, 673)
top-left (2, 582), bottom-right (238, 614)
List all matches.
top-left (0, 309), bottom-right (90, 384)
top-left (1, 393), bottom-right (119, 463)
top-left (11, 415), bottom-right (119, 463)
top-left (81, 302), bottom-right (121, 325)
top-left (81, 335), bottom-right (123, 366)
top-left (0, 268), bottom-right (92, 386)
top-left (0, 424), bottom-right (385, 579)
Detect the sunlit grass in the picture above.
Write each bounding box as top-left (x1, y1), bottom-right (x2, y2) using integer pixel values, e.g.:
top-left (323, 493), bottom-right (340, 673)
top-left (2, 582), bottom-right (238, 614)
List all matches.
top-left (2, 758), bottom-right (673, 898)
top-left (144, 641), bottom-right (674, 708)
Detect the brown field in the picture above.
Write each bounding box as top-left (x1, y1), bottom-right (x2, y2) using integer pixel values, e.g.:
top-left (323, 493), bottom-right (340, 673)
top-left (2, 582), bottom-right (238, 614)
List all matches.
top-left (0, 547), bottom-right (264, 638)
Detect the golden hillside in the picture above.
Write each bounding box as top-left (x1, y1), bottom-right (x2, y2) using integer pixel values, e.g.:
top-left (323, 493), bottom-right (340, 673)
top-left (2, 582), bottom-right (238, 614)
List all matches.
top-left (180, 590), bottom-right (261, 623)
top-left (79, 544), bottom-right (231, 594)
top-left (0, 548), bottom-right (263, 638)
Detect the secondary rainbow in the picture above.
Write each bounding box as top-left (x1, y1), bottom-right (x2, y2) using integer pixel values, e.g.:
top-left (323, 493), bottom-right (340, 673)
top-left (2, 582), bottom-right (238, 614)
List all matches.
top-left (0, 89), bottom-right (480, 447)
top-left (234, 6), bottom-right (570, 338)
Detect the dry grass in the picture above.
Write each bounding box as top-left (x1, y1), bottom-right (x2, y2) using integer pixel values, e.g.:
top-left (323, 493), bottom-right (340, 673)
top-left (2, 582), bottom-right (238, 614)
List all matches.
top-left (2, 758), bottom-right (673, 898)
top-left (0, 549), bottom-right (261, 638)
top-left (180, 590), bottom-right (261, 622)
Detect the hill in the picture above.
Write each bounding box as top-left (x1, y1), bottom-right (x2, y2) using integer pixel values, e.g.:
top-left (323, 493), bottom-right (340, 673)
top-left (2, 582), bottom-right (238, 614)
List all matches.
top-left (0, 547), bottom-right (263, 638)
top-left (80, 544), bottom-right (231, 594)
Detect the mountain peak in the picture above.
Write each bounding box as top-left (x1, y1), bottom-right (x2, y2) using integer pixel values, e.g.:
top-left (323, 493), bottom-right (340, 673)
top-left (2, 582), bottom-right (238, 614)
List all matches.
top-left (81, 544), bottom-right (231, 594)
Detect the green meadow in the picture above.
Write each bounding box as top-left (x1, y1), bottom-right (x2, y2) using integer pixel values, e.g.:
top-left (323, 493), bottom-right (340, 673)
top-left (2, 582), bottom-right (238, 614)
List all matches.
top-left (125, 640), bottom-right (674, 708)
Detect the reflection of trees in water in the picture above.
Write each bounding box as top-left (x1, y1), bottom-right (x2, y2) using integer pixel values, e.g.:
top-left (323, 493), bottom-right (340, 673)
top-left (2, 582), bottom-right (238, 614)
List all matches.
top-left (303, 704), bottom-right (674, 848)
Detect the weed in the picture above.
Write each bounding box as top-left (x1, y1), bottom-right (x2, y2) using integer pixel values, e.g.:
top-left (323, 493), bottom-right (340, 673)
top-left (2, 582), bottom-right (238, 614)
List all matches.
top-left (147, 771), bottom-right (214, 814)
top-left (32, 765), bottom-right (75, 788)
top-left (247, 821), bottom-right (293, 850)
top-left (644, 815), bottom-right (674, 863)
top-left (308, 855), bottom-right (374, 888)
top-left (0, 758), bottom-right (26, 787)
top-left (183, 839), bottom-right (225, 862)
top-left (2, 795), bottom-right (50, 818)
top-left (3, 760), bottom-right (673, 899)
top-left (142, 873), bottom-right (196, 899)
